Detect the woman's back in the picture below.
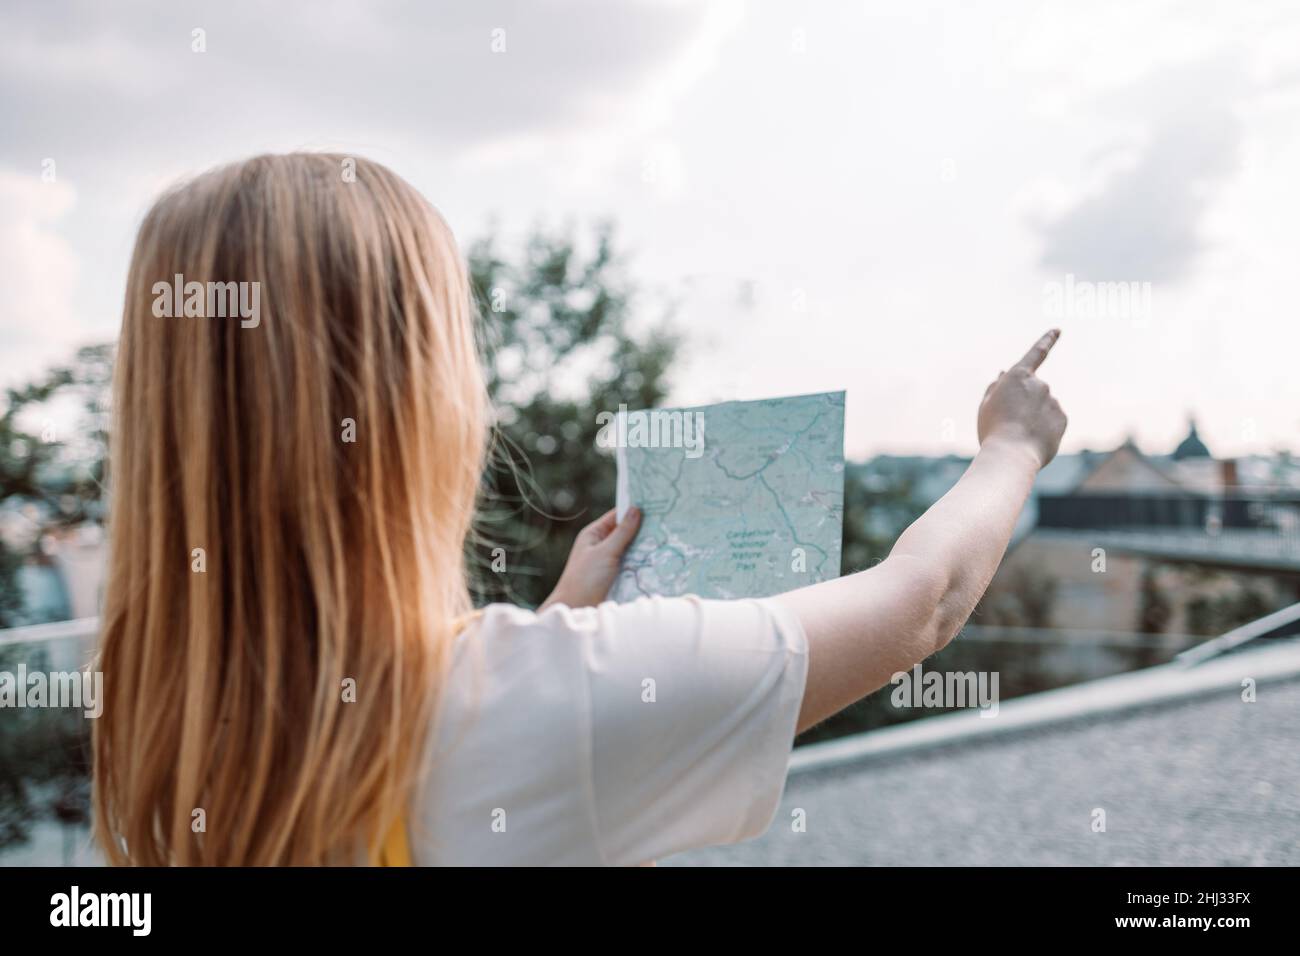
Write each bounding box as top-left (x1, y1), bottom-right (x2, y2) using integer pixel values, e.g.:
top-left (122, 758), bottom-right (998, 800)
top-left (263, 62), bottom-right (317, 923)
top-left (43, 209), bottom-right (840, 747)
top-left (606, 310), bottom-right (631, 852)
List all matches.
top-left (420, 597), bottom-right (804, 865)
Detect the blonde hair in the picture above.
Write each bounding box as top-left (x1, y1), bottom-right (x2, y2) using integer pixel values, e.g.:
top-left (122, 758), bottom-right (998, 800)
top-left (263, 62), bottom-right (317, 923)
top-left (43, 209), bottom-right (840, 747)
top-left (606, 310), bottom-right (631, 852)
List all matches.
top-left (93, 153), bottom-right (487, 865)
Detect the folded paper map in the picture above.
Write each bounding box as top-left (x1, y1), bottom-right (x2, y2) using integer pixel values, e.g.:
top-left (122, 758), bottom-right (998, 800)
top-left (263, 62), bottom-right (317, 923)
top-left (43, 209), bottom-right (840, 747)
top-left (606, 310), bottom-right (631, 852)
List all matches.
top-left (610, 391), bottom-right (845, 601)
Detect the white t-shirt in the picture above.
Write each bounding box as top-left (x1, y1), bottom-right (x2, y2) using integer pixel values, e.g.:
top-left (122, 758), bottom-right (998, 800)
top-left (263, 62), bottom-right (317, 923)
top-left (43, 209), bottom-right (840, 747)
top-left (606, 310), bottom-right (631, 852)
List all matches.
top-left (412, 595), bottom-right (809, 865)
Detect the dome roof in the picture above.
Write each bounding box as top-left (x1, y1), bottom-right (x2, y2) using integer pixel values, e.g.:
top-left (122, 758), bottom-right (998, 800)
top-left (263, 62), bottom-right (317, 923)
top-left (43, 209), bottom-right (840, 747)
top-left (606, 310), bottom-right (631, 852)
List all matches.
top-left (1172, 420), bottom-right (1211, 460)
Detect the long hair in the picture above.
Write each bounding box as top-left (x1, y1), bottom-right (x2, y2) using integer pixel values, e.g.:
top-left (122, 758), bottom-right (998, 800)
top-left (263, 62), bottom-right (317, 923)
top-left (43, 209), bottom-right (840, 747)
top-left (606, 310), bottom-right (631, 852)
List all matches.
top-left (93, 153), bottom-right (487, 865)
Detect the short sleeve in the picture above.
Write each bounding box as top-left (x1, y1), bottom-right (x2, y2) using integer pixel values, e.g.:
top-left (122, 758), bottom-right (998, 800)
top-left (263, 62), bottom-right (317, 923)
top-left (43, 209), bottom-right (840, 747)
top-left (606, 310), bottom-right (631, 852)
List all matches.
top-left (580, 595), bottom-right (809, 865)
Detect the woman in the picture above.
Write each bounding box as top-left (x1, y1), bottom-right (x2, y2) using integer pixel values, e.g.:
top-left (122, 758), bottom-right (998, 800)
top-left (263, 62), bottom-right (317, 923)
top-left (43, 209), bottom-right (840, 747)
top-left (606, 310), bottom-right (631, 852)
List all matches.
top-left (93, 153), bottom-right (1066, 866)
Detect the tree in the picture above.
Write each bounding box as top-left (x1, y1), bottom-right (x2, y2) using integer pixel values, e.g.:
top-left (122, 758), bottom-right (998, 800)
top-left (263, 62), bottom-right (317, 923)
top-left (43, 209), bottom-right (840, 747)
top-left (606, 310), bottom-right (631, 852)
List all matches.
top-left (466, 224), bottom-right (679, 607)
top-left (0, 343), bottom-right (113, 626)
top-left (0, 346), bottom-right (110, 849)
top-left (840, 464), bottom-right (927, 572)
top-left (1134, 564), bottom-right (1173, 667)
top-left (1184, 573), bottom-right (1277, 638)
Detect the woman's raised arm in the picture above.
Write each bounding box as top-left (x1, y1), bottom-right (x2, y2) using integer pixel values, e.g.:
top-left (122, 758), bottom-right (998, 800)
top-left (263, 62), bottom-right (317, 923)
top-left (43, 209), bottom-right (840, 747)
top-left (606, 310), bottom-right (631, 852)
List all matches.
top-left (779, 330), bottom-right (1068, 734)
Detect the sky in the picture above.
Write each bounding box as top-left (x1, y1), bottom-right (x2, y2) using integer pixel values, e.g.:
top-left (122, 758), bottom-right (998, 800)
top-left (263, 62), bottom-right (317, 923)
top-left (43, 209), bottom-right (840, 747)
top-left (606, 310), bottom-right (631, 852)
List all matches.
top-left (2, 0), bottom-right (1299, 460)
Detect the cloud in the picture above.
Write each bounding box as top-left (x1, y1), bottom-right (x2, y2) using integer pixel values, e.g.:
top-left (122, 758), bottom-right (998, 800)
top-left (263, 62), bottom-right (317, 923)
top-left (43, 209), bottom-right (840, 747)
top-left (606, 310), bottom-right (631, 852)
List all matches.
top-left (1035, 60), bottom-right (1246, 283)
top-left (0, 0), bottom-right (739, 384)
top-left (0, 0), bottom-right (723, 168)
top-left (0, 168), bottom-right (82, 384)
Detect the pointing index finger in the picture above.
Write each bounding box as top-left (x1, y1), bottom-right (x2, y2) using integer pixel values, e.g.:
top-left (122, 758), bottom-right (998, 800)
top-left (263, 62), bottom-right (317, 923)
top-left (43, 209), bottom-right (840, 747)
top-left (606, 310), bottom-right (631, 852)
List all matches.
top-left (1014, 329), bottom-right (1061, 373)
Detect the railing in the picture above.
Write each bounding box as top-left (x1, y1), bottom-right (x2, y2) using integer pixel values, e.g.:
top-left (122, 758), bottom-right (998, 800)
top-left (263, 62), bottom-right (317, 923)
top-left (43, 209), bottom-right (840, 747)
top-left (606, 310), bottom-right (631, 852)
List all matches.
top-left (0, 616), bottom-right (100, 866)
top-left (1036, 493), bottom-right (1300, 569)
top-left (1176, 600), bottom-right (1300, 665)
top-left (0, 616), bottom-right (99, 649)
top-left (1038, 492), bottom-right (1300, 535)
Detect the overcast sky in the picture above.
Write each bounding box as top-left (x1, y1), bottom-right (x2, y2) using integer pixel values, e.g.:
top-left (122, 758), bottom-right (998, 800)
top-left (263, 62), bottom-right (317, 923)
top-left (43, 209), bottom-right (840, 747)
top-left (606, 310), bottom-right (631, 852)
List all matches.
top-left (2, 0), bottom-right (1298, 458)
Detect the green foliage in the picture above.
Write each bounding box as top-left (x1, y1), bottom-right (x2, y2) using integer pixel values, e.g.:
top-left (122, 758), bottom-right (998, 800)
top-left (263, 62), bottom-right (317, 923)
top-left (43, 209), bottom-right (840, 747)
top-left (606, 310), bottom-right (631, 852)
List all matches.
top-left (0, 644), bottom-right (92, 851)
top-left (1131, 565), bottom-right (1175, 667)
top-left (1137, 567), bottom-right (1172, 634)
top-left (1185, 580), bottom-right (1275, 637)
top-left (0, 343), bottom-right (111, 518)
top-left (0, 543), bottom-right (23, 627)
top-left (0, 350), bottom-right (111, 849)
top-left (840, 465), bottom-right (926, 572)
top-left (466, 224), bottom-right (679, 607)
top-left (986, 565), bottom-right (1060, 629)
top-left (0, 343), bottom-right (113, 627)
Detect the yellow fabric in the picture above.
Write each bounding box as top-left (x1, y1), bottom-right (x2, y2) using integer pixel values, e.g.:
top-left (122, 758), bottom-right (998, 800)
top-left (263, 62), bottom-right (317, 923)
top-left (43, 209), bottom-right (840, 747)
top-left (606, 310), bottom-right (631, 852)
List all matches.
top-left (378, 815), bottom-right (412, 867)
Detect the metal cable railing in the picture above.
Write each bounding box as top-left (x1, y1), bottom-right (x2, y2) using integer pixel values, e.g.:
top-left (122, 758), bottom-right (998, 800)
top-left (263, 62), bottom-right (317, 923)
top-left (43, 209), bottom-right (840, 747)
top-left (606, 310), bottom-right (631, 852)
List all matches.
top-left (0, 616), bottom-right (99, 649)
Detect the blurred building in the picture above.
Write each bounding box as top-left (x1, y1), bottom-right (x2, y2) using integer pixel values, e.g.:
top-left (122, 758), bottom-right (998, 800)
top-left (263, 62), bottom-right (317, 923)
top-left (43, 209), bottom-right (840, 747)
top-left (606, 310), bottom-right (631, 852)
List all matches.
top-left (982, 422), bottom-right (1300, 636)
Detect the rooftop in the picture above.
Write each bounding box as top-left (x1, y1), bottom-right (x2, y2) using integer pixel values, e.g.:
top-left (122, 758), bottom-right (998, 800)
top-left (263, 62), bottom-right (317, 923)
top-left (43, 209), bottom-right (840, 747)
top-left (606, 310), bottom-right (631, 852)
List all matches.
top-left (668, 635), bottom-right (1300, 866)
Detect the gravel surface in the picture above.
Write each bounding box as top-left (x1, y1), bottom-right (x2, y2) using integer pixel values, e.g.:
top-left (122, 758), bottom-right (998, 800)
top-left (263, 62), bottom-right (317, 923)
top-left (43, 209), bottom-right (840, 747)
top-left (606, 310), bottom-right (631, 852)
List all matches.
top-left (666, 678), bottom-right (1300, 866)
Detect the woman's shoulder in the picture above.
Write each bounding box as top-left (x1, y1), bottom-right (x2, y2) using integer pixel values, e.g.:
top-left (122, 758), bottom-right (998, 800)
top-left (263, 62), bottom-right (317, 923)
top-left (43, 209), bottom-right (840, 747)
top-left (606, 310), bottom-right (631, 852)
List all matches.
top-left (461, 596), bottom-right (676, 640)
top-left (455, 594), bottom-right (805, 675)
